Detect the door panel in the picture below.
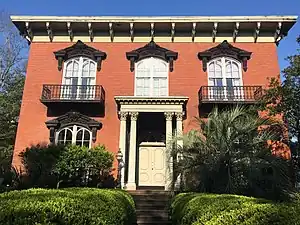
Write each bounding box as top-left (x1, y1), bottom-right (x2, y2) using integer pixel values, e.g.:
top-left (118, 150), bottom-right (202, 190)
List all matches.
top-left (139, 147), bottom-right (152, 186)
top-left (138, 146), bottom-right (165, 186)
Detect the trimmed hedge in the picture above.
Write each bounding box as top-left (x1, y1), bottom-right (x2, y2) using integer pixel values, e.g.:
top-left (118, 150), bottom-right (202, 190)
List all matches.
top-left (0, 188), bottom-right (136, 225)
top-left (171, 193), bottom-right (300, 225)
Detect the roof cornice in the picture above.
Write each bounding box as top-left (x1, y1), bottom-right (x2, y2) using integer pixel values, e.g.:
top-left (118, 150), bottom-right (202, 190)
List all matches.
top-left (10, 15), bottom-right (298, 22)
top-left (11, 15), bottom-right (298, 44)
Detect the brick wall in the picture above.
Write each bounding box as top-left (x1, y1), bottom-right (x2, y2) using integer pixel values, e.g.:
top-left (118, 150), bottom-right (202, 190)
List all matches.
top-left (13, 42), bottom-right (280, 169)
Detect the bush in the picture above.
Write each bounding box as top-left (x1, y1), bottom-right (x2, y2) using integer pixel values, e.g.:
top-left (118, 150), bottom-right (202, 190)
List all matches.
top-left (0, 188), bottom-right (136, 225)
top-left (170, 193), bottom-right (300, 225)
top-left (172, 106), bottom-right (294, 201)
top-left (20, 144), bottom-right (115, 188)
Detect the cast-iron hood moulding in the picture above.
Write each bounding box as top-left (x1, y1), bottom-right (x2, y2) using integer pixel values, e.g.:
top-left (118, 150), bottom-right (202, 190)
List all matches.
top-left (126, 41), bottom-right (178, 72)
top-left (45, 111), bottom-right (102, 143)
top-left (54, 40), bottom-right (107, 71)
top-left (198, 40), bottom-right (252, 71)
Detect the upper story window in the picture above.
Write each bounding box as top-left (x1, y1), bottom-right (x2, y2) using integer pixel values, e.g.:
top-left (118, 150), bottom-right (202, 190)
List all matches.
top-left (126, 41), bottom-right (178, 97)
top-left (56, 125), bottom-right (92, 148)
top-left (61, 57), bottom-right (96, 99)
top-left (208, 57), bottom-right (242, 87)
top-left (54, 41), bottom-right (106, 100)
top-left (135, 57), bottom-right (168, 97)
top-left (63, 57), bottom-right (97, 86)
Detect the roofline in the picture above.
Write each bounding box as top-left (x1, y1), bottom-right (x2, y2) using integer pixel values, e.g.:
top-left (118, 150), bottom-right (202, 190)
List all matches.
top-left (10, 15), bottom-right (298, 44)
top-left (10, 15), bottom-right (298, 23)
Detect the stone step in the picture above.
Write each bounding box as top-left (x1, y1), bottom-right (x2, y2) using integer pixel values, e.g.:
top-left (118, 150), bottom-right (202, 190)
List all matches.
top-left (135, 202), bottom-right (169, 210)
top-left (137, 217), bottom-right (170, 224)
top-left (136, 209), bottom-right (168, 217)
top-left (129, 190), bottom-right (171, 225)
top-left (132, 196), bottom-right (170, 203)
top-left (136, 221), bottom-right (171, 225)
top-left (128, 190), bottom-right (172, 195)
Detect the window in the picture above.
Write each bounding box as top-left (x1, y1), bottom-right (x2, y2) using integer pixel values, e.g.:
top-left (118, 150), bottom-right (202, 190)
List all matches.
top-left (56, 125), bottom-right (92, 148)
top-left (62, 57), bottom-right (97, 99)
top-left (207, 57), bottom-right (243, 100)
top-left (135, 57), bottom-right (168, 97)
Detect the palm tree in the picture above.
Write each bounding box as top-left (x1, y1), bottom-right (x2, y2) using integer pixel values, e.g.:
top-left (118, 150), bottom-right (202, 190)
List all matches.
top-left (172, 106), bottom-right (293, 200)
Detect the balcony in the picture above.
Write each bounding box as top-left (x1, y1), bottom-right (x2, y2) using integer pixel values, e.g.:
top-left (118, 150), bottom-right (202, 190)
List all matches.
top-left (199, 86), bottom-right (262, 104)
top-left (41, 85), bottom-right (105, 116)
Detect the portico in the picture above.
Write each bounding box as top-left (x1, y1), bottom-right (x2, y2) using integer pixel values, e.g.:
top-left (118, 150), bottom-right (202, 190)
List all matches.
top-left (115, 96), bottom-right (188, 190)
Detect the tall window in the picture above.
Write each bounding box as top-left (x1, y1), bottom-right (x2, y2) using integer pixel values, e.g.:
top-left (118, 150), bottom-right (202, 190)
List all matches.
top-left (56, 125), bottom-right (92, 148)
top-left (135, 57), bottom-right (168, 97)
top-left (208, 57), bottom-right (243, 99)
top-left (62, 57), bottom-right (97, 99)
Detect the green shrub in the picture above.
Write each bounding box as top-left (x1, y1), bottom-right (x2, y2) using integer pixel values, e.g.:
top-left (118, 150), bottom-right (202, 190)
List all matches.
top-left (20, 144), bottom-right (63, 188)
top-left (171, 193), bottom-right (300, 225)
top-left (53, 145), bottom-right (114, 188)
top-left (20, 144), bottom-right (115, 188)
top-left (0, 188), bottom-right (136, 225)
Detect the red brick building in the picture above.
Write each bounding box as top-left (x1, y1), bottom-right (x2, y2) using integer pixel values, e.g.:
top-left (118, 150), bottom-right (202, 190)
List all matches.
top-left (11, 16), bottom-right (297, 190)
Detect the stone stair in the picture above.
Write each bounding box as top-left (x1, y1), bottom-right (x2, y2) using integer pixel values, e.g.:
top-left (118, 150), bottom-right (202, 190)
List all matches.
top-left (129, 190), bottom-right (172, 225)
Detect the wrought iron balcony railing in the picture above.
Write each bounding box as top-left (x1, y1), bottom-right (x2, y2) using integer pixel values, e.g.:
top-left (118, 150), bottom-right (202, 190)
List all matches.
top-left (41, 84), bottom-right (105, 103)
top-left (199, 86), bottom-right (262, 103)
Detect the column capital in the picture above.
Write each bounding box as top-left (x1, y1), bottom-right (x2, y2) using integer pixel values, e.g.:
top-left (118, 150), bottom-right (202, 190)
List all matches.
top-left (129, 112), bottom-right (139, 121)
top-left (119, 111), bottom-right (128, 121)
top-left (164, 112), bottom-right (174, 121)
top-left (175, 112), bottom-right (183, 121)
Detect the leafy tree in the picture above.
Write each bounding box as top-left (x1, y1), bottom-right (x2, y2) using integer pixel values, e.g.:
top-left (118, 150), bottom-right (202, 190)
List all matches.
top-left (20, 144), bottom-right (115, 188)
top-left (172, 106), bottom-right (293, 200)
top-left (260, 36), bottom-right (300, 183)
top-left (0, 11), bottom-right (28, 177)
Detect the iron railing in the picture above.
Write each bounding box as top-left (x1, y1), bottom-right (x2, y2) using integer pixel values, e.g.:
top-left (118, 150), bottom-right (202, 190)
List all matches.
top-left (41, 84), bottom-right (105, 103)
top-left (199, 86), bottom-right (262, 103)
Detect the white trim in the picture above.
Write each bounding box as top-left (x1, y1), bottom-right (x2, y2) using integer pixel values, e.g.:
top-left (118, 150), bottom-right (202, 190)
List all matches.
top-left (134, 57), bottom-right (169, 97)
top-left (12, 16), bottom-right (297, 44)
top-left (139, 142), bottom-right (166, 147)
top-left (55, 125), bottom-right (92, 148)
top-left (62, 57), bottom-right (96, 86)
top-left (207, 57), bottom-right (244, 100)
top-left (62, 57), bottom-right (97, 100)
top-left (11, 15), bottom-right (298, 23)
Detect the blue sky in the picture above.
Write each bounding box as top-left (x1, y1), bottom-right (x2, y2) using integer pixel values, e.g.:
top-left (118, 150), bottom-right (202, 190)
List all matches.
top-left (1, 0), bottom-right (299, 71)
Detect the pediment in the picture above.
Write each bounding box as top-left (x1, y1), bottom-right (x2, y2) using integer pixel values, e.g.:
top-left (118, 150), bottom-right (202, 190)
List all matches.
top-left (198, 40), bottom-right (252, 71)
top-left (126, 41), bottom-right (178, 72)
top-left (54, 40), bottom-right (107, 71)
top-left (46, 111), bottom-right (102, 130)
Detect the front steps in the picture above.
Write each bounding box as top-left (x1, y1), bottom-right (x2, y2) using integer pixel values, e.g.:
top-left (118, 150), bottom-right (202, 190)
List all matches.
top-left (129, 190), bottom-right (172, 225)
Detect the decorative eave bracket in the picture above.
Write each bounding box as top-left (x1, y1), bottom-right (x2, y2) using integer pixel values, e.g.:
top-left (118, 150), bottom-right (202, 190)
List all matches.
top-left (54, 40), bottom-right (107, 71)
top-left (45, 111), bottom-right (102, 143)
top-left (197, 40), bottom-right (252, 72)
top-left (126, 41), bottom-right (178, 72)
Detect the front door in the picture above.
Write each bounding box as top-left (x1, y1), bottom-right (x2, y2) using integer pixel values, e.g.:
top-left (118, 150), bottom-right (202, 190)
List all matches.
top-left (138, 142), bottom-right (165, 187)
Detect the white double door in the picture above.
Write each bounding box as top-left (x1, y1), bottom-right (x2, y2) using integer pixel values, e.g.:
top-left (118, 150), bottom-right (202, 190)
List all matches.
top-left (138, 143), bottom-right (166, 187)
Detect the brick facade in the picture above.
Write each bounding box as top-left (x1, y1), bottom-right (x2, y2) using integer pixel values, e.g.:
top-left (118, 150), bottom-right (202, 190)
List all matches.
top-left (13, 41), bottom-right (281, 169)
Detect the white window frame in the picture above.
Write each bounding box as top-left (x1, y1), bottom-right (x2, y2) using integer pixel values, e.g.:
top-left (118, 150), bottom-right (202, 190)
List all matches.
top-left (207, 57), bottom-right (244, 100)
top-left (134, 57), bottom-right (169, 97)
top-left (55, 125), bottom-right (92, 148)
top-left (62, 57), bottom-right (97, 100)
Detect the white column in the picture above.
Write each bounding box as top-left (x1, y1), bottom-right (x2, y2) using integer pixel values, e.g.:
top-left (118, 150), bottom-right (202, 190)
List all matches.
top-left (175, 112), bottom-right (183, 156)
top-left (175, 112), bottom-right (183, 190)
top-left (164, 112), bottom-right (174, 190)
top-left (119, 111), bottom-right (128, 188)
top-left (127, 112), bottom-right (139, 190)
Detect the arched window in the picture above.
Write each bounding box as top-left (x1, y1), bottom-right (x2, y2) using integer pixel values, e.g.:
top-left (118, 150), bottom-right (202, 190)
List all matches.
top-left (135, 57), bottom-right (168, 97)
top-left (62, 57), bottom-right (97, 99)
top-left (56, 125), bottom-right (92, 148)
top-left (208, 57), bottom-right (243, 99)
